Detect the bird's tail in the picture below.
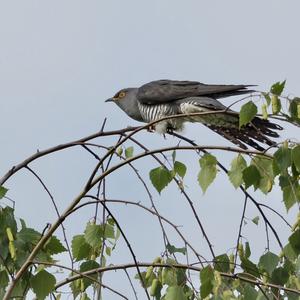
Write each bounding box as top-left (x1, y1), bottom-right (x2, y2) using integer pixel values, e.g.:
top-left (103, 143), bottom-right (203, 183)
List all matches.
top-left (206, 117), bottom-right (283, 151)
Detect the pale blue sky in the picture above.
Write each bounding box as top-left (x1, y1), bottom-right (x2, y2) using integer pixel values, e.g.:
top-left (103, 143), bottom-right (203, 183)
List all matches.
top-left (1, 1), bottom-right (299, 299)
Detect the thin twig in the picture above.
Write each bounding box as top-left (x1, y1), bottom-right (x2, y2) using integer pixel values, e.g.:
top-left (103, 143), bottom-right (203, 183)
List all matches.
top-left (96, 200), bottom-right (150, 300)
top-left (68, 197), bottom-right (207, 264)
top-left (169, 132), bottom-right (284, 250)
top-left (124, 269), bottom-right (138, 300)
top-left (25, 166), bottom-right (73, 267)
top-left (234, 195), bottom-right (248, 273)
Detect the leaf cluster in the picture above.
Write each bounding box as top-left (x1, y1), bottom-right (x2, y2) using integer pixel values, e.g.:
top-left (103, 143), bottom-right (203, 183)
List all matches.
top-left (0, 205), bottom-right (66, 299)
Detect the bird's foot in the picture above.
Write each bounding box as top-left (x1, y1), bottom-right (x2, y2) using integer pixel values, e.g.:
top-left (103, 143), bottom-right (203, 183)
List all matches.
top-left (166, 127), bottom-right (174, 134)
top-left (147, 125), bottom-right (156, 132)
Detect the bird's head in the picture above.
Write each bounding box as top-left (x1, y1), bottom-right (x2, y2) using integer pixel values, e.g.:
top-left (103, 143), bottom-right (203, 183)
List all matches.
top-left (105, 87), bottom-right (143, 122)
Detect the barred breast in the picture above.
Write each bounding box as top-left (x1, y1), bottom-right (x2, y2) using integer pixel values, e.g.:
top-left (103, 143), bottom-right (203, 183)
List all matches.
top-left (137, 102), bottom-right (183, 132)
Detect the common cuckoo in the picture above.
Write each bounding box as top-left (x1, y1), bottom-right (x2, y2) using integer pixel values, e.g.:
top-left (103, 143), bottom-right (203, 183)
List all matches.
top-left (105, 80), bottom-right (282, 150)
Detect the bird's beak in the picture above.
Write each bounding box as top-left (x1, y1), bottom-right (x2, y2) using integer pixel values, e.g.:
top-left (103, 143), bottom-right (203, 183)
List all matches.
top-left (105, 98), bottom-right (114, 103)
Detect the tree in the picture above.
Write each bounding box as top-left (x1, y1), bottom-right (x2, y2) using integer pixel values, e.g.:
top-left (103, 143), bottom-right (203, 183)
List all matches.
top-left (0, 81), bottom-right (300, 299)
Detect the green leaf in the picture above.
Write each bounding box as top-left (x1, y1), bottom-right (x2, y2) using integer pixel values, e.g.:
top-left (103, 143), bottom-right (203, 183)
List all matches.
top-left (271, 267), bottom-right (289, 285)
top-left (262, 92), bottom-right (272, 106)
top-left (252, 216), bottom-right (259, 225)
top-left (166, 243), bottom-right (186, 255)
top-left (80, 260), bottom-right (100, 290)
top-left (243, 283), bottom-right (258, 300)
top-left (270, 80), bottom-right (286, 96)
top-left (289, 229), bottom-right (300, 255)
top-left (150, 278), bottom-right (162, 298)
top-left (107, 217), bottom-right (115, 226)
top-left (0, 270), bottom-right (9, 289)
top-left (0, 186), bottom-right (8, 199)
top-left (80, 292), bottom-right (91, 300)
top-left (44, 236), bottom-right (67, 254)
top-left (283, 257), bottom-right (295, 274)
top-left (239, 101), bottom-right (257, 128)
top-left (102, 223), bottom-right (115, 239)
top-left (174, 161), bottom-right (187, 178)
top-left (228, 154), bottom-right (247, 188)
top-left (213, 254), bottom-right (230, 273)
top-left (72, 235), bottom-right (92, 261)
top-left (84, 223), bottom-right (103, 249)
top-left (279, 175), bottom-right (300, 211)
top-left (242, 165), bottom-right (261, 189)
top-left (296, 256), bottom-right (300, 277)
top-left (135, 271), bottom-right (155, 288)
top-left (161, 264), bottom-right (186, 287)
top-left (292, 145), bottom-right (300, 173)
top-left (149, 166), bottom-right (173, 194)
top-left (261, 104), bottom-right (268, 119)
top-left (240, 257), bottom-right (260, 277)
top-left (274, 146), bottom-right (291, 172)
top-left (31, 270), bottom-right (56, 299)
top-left (283, 243), bottom-right (297, 261)
top-left (0, 207), bottom-right (17, 236)
top-left (17, 227), bottom-right (41, 245)
top-left (105, 246), bottom-right (111, 256)
top-left (271, 95), bottom-right (281, 114)
top-left (116, 146), bottom-right (123, 156)
top-left (200, 266), bottom-right (214, 298)
top-left (289, 97), bottom-right (300, 121)
top-left (283, 184), bottom-right (300, 211)
top-left (245, 242), bottom-right (251, 259)
top-left (125, 146), bottom-right (134, 158)
top-left (252, 156), bottom-right (274, 194)
top-left (70, 279), bottom-right (81, 299)
top-left (259, 252), bottom-right (279, 275)
top-left (10, 276), bottom-right (30, 299)
top-left (162, 267), bottom-right (177, 286)
top-left (165, 286), bottom-right (188, 300)
top-left (198, 153), bottom-right (217, 193)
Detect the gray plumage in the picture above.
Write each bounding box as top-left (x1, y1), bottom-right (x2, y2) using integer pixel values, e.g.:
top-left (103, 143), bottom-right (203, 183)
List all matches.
top-left (106, 80), bottom-right (282, 150)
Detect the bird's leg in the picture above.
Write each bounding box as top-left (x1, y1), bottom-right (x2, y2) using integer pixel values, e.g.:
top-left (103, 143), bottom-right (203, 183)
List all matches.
top-left (162, 126), bottom-right (174, 139)
top-left (166, 126), bottom-right (174, 134)
top-left (147, 124), bottom-right (156, 132)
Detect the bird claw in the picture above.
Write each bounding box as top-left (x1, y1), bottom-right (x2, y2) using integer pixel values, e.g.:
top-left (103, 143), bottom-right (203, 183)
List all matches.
top-left (147, 125), bottom-right (155, 132)
top-left (166, 127), bottom-right (174, 134)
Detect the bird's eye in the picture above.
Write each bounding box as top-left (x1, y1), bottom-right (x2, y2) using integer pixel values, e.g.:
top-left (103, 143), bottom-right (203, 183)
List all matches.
top-left (118, 91), bottom-right (126, 99)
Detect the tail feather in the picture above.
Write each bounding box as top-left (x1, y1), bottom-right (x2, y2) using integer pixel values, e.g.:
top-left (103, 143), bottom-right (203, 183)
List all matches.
top-left (252, 117), bottom-right (283, 131)
top-left (205, 120), bottom-right (281, 151)
top-left (206, 125), bottom-right (265, 151)
top-left (241, 127), bottom-right (276, 146)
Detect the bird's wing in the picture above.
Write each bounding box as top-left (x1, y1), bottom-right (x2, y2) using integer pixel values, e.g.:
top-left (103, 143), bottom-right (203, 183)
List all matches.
top-left (137, 80), bottom-right (255, 104)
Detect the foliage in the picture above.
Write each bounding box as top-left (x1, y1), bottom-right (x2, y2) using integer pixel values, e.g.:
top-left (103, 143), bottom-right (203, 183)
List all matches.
top-left (0, 81), bottom-right (300, 299)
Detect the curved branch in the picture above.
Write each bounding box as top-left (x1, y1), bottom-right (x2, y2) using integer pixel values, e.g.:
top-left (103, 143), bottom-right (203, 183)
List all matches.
top-left (1, 109), bottom-right (273, 187)
top-left (54, 261), bottom-right (300, 296)
top-left (68, 197), bottom-right (206, 263)
top-left (0, 126), bottom-right (139, 186)
top-left (169, 132), bottom-right (284, 250)
top-left (32, 261), bottom-right (128, 299)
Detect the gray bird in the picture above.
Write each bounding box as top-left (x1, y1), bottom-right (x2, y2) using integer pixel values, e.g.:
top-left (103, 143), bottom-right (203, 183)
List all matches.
top-left (105, 80), bottom-right (282, 150)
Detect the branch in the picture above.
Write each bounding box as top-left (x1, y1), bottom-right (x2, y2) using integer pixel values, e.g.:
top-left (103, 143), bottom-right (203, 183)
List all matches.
top-left (125, 135), bottom-right (214, 261)
top-left (0, 126), bottom-right (139, 186)
top-left (25, 166), bottom-right (73, 266)
top-left (1, 109), bottom-right (273, 187)
top-left (32, 261), bottom-right (128, 299)
top-left (169, 132), bottom-right (284, 250)
top-left (234, 195), bottom-right (248, 273)
top-left (68, 197), bottom-right (206, 263)
top-left (55, 261), bottom-right (300, 296)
